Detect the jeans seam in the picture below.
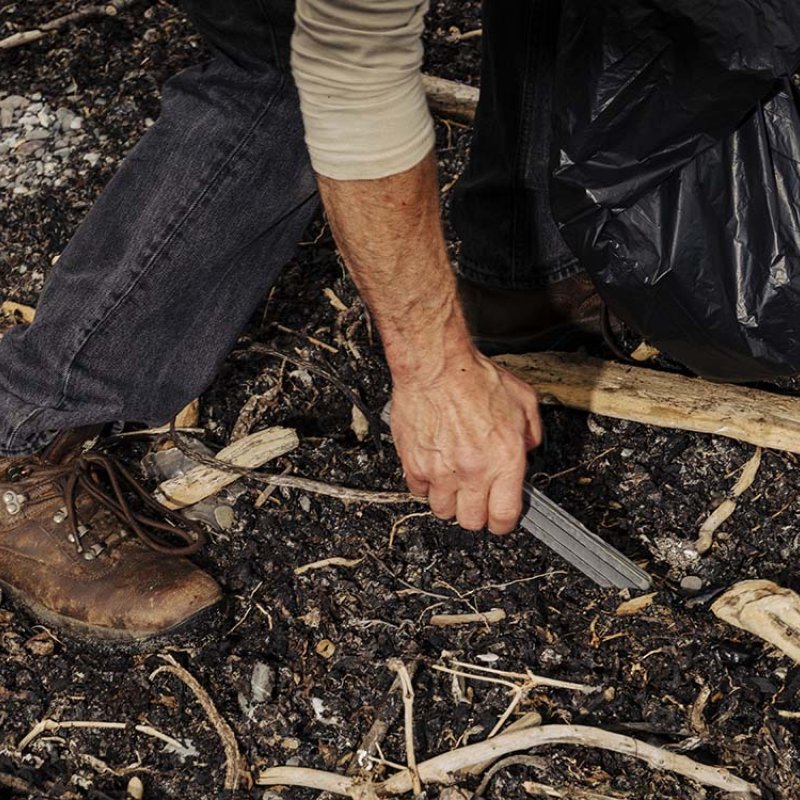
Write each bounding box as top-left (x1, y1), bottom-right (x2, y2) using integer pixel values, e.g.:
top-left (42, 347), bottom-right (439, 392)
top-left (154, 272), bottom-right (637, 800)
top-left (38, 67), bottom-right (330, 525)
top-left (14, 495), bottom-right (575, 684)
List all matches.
top-left (55, 72), bottom-right (287, 415)
top-left (6, 405), bottom-right (45, 451)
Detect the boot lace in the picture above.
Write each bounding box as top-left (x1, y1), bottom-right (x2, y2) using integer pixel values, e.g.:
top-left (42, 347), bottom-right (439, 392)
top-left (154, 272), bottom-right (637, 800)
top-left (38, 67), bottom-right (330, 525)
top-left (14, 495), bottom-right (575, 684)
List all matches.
top-left (8, 451), bottom-right (205, 559)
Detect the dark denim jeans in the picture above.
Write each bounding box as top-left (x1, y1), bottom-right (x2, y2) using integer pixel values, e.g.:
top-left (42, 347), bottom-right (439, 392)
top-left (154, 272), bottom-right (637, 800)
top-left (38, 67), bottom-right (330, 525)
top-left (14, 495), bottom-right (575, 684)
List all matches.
top-left (0, 0), bottom-right (574, 456)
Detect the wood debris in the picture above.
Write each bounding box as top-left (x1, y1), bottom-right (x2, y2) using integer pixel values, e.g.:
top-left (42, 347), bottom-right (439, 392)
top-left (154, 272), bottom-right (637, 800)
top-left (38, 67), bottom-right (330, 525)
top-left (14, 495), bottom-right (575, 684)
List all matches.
top-left (0, 300), bottom-right (36, 324)
top-left (712, 579), bottom-right (800, 664)
top-left (496, 351), bottom-right (800, 454)
top-left (149, 654), bottom-right (248, 792)
top-left (694, 447), bottom-right (762, 554)
top-left (155, 426), bottom-right (299, 509)
top-left (422, 74), bottom-right (479, 123)
top-left (615, 592), bottom-right (657, 616)
top-left (0, 0), bottom-right (139, 50)
top-left (258, 723), bottom-right (760, 797)
top-left (429, 608), bottom-right (507, 627)
top-left (629, 342), bottom-right (660, 362)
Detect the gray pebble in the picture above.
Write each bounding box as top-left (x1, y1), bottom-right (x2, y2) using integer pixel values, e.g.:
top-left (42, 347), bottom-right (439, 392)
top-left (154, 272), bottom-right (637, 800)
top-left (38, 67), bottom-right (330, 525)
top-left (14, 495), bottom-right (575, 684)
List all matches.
top-left (680, 575), bottom-right (704, 594)
top-left (25, 128), bottom-right (51, 141)
top-left (0, 95), bottom-right (29, 111)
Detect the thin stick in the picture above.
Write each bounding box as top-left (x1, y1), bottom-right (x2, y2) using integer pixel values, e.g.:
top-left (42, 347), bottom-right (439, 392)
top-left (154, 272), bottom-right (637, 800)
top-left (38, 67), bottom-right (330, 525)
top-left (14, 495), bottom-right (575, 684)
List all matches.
top-left (149, 655), bottom-right (246, 791)
top-left (0, 0), bottom-right (138, 50)
top-left (389, 511), bottom-right (432, 548)
top-left (169, 424), bottom-right (417, 505)
top-left (450, 661), bottom-right (598, 694)
top-left (694, 447), bottom-right (762, 554)
top-left (432, 665), bottom-right (523, 739)
top-left (348, 661), bottom-right (420, 778)
top-left (387, 659), bottom-right (422, 795)
top-left (16, 718), bottom-right (187, 754)
top-left (429, 608), bottom-right (506, 627)
top-left (295, 556), bottom-right (365, 575)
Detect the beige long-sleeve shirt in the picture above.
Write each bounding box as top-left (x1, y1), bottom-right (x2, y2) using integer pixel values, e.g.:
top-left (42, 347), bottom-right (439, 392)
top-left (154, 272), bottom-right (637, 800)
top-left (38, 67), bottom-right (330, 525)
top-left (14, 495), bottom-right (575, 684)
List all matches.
top-left (290, 0), bottom-right (434, 180)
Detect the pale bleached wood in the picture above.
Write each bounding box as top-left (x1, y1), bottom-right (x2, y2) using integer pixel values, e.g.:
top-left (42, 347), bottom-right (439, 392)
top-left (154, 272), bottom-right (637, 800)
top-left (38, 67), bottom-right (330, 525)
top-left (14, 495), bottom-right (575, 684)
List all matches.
top-left (0, 0), bottom-right (137, 50)
top-left (712, 580), bottom-right (800, 664)
top-left (494, 351), bottom-right (800, 454)
top-left (258, 723), bottom-right (760, 797)
top-left (0, 301), bottom-right (36, 324)
top-left (155, 426), bottom-right (298, 509)
top-left (422, 74), bottom-right (479, 123)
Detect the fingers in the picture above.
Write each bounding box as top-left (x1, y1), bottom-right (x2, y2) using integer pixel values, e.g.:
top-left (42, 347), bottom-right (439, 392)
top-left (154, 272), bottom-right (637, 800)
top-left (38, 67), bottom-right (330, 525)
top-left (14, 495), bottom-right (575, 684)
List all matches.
top-left (487, 455), bottom-right (526, 535)
top-left (455, 484), bottom-right (489, 531)
top-left (428, 481), bottom-right (457, 520)
top-left (403, 470), bottom-right (430, 499)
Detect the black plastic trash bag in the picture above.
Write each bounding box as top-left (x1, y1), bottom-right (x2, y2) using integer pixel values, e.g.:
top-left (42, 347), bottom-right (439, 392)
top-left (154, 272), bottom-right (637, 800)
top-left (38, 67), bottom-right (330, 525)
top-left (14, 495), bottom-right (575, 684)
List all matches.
top-left (550, 0), bottom-right (800, 382)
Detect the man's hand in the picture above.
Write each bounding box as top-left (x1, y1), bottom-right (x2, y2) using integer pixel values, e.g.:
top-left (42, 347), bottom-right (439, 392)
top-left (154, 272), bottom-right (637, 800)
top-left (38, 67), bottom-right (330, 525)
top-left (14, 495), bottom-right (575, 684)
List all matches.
top-left (391, 349), bottom-right (541, 533)
top-left (315, 149), bottom-right (541, 533)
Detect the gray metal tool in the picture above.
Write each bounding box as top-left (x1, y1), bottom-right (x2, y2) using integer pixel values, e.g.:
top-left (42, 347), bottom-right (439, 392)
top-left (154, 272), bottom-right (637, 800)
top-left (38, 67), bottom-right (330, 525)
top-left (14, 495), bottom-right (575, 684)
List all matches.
top-left (521, 481), bottom-right (652, 591)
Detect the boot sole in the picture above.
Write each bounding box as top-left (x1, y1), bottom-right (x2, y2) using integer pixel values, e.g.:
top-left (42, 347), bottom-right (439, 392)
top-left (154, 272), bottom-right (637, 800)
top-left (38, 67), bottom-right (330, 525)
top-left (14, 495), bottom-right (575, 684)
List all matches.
top-left (0, 576), bottom-right (226, 649)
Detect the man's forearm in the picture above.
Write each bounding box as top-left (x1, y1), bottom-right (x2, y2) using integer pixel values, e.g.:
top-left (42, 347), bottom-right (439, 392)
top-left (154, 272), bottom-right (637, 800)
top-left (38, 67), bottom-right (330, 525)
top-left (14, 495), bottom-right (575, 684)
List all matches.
top-left (316, 150), bottom-right (541, 534)
top-left (316, 149), bottom-right (474, 385)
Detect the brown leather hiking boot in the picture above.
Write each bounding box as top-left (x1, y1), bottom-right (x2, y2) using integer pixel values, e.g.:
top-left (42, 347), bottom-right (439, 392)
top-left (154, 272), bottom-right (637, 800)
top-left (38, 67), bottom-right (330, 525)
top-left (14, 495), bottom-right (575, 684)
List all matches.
top-left (0, 428), bottom-right (222, 642)
top-left (458, 271), bottom-right (604, 356)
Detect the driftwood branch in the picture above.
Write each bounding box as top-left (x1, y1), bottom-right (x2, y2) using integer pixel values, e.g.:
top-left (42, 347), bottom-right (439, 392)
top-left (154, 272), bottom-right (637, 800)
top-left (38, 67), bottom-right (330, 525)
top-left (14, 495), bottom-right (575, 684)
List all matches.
top-left (712, 580), bottom-right (800, 664)
top-left (259, 723), bottom-right (760, 798)
top-left (0, 0), bottom-right (138, 50)
top-left (495, 351), bottom-right (800, 454)
top-left (422, 74), bottom-right (479, 123)
top-left (155, 426), bottom-right (298, 509)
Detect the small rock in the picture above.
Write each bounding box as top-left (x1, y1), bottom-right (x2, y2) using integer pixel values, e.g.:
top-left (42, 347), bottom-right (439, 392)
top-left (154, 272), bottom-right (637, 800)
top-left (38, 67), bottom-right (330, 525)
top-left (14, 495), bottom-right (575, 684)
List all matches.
top-left (83, 151), bottom-right (100, 167)
top-left (0, 94), bottom-right (29, 111)
top-left (681, 575), bottom-right (704, 594)
top-left (0, 108), bottom-right (13, 128)
top-left (69, 116), bottom-right (83, 130)
top-left (25, 127), bottom-right (50, 141)
top-left (15, 141), bottom-right (43, 157)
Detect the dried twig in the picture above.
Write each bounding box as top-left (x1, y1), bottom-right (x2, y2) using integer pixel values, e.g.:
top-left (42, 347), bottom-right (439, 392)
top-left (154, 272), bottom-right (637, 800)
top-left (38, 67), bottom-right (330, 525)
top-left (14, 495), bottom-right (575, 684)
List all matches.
top-left (429, 608), bottom-right (506, 628)
top-left (169, 423), bottom-right (418, 505)
top-left (295, 556), bottom-right (365, 575)
top-left (0, 0), bottom-right (138, 50)
top-left (16, 718), bottom-right (187, 754)
top-left (259, 723), bottom-right (760, 797)
top-left (389, 511), bottom-right (432, 548)
top-left (347, 659), bottom-right (420, 780)
top-left (149, 654), bottom-right (247, 791)
top-left (694, 448), bottom-right (762, 554)
top-left (387, 659), bottom-right (422, 795)
top-left (422, 74), bottom-right (479, 123)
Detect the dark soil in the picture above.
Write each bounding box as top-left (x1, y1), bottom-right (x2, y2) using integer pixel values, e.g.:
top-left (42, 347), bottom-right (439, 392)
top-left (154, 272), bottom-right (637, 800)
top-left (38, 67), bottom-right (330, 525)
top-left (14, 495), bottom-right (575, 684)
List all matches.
top-left (2, 3), bottom-right (800, 800)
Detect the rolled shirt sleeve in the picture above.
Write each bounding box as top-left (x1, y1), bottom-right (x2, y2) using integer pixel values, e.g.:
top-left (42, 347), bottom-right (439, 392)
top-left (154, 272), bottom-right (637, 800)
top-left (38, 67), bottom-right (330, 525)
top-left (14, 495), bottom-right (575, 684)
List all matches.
top-left (291, 0), bottom-right (435, 180)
